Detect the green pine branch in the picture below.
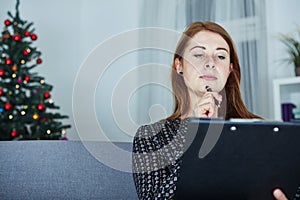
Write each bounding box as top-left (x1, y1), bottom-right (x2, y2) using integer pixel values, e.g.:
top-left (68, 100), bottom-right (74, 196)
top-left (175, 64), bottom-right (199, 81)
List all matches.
top-left (0, 0), bottom-right (71, 140)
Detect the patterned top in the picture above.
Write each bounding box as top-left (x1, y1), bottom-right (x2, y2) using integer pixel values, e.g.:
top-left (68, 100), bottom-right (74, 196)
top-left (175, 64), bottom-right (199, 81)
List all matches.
top-left (132, 118), bottom-right (189, 200)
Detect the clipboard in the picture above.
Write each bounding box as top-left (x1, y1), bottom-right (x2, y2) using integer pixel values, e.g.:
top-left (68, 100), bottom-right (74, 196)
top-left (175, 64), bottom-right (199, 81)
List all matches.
top-left (174, 118), bottom-right (300, 200)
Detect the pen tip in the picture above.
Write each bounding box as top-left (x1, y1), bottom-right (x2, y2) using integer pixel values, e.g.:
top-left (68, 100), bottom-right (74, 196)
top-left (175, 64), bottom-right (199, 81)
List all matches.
top-left (205, 86), bottom-right (212, 92)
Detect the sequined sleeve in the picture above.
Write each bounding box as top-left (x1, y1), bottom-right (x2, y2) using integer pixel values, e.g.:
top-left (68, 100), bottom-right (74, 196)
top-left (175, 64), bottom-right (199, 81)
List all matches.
top-left (132, 119), bottom-right (187, 200)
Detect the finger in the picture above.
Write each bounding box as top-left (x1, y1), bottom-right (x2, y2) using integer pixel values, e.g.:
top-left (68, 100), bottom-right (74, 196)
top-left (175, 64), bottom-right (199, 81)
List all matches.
top-left (273, 189), bottom-right (288, 200)
top-left (204, 92), bottom-right (222, 106)
top-left (202, 93), bottom-right (216, 105)
top-left (211, 92), bottom-right (222, 105)
top-left (202, 95), bottom-right (217, 116)
top-left (193, 93), bottom-right (217, 117)
top-left (192, 102), bottom-right (212, 118)
top-left (200, 102), bottom-right (215, 117)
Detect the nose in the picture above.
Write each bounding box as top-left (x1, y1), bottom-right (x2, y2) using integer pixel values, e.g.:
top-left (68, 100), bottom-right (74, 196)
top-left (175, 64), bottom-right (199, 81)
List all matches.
top-left (205, 63), bottom-right (215, 68)
top-left (205, 60), bottom-right (215, 69)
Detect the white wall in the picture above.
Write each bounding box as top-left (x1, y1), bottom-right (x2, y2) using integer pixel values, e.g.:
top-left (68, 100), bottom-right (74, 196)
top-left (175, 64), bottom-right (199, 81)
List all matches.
top-left (0, 0), bottom-right (140, 141)
top-left (265, 0), bottom-right (300, 118)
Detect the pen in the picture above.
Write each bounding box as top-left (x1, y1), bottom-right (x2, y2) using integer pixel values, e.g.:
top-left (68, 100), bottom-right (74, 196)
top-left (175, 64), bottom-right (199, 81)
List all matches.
top-left (205, 86), bottom-right (220, 108)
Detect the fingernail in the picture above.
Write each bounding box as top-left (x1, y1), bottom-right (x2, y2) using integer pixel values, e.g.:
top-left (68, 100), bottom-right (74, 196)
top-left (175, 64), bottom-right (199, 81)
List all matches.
top-left (273, 189), bottom-right (282, 198)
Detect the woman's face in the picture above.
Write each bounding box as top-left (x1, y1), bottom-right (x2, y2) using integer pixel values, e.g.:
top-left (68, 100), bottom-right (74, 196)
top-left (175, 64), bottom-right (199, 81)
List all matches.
top-left (176, 30), bottom-right (232, 94)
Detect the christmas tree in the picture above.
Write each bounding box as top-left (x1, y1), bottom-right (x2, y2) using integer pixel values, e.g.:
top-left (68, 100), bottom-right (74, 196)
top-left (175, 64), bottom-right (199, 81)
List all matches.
top-left (0, 0), bottom-right (71, 140)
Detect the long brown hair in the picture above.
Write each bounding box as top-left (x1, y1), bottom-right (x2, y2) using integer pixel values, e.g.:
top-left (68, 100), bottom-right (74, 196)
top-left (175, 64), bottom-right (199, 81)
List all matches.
top-left (167, 21), bottom-right (260, 120)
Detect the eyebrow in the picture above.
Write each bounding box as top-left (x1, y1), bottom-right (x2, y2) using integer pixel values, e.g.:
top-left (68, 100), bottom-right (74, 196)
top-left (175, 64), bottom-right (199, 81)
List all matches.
top-left (189, 45), bottom-right (229, 53)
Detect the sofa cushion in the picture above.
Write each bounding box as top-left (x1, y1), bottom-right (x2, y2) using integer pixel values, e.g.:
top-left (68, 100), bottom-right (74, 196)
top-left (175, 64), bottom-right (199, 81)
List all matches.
top-left (0, 141), bottom-right (138, 200)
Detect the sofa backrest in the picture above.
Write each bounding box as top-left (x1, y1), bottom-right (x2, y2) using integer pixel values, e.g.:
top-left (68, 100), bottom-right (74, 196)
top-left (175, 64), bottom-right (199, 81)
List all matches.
top-left (0, 141), bottom-right (138, 200)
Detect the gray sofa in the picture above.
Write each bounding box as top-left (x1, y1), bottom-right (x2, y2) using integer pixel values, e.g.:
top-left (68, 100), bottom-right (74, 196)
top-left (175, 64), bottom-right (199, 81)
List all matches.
top-left (0, 141), bottom-right (138, 200)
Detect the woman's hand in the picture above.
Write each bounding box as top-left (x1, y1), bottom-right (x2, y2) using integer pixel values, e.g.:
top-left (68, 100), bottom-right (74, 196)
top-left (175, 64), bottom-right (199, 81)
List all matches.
top-left (193, 91), bottom-right (222, 118)
top-left (273, 189), bottom-right (288, 200)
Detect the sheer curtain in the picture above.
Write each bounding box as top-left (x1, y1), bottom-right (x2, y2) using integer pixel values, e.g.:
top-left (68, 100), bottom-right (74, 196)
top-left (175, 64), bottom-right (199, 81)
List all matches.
top-left (186, 0), bottom-right (216, 21)
top-left (135, 0), bottom-right (187, 125)
top-left (137, 0), bottom-right (269, 124)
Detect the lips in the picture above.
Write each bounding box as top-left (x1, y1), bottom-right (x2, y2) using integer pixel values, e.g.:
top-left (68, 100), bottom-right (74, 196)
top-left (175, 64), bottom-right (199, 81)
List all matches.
top-left (199, 75), bottom-right (217, 81)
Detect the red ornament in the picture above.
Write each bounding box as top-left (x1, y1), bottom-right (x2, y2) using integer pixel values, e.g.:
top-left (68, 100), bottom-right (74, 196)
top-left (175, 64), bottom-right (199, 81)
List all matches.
top-left (44, 92), bottom-right (51, 99)
top-left (0, 69), bottom-right (5, 77)
top-left (13, 34), bottom-right (21, 42)
top-left (36, 58), bottom-right (42, 64)
top-left (5, 58), bottom-right (13, 65)
top-left (11, 130), bottom-right (18, 137)
top-left (23, 49), bottom-right (30, 56)
top-left (4, 102), bottom-right (13, 111)
top-left (24, 31), bottom-right (31, 37)
top-left (24, 75), bottom-right (31, 81)
top-left (40, 117), bottom-right (47, 122)
top-left (4, 19), bottom-right (11, 26)
top-left (0, 88), bottom-right (4, 96)
top-left (31, 34), bottom-right (38, 40)
top-left (37, 103), bottom-right (46, 111)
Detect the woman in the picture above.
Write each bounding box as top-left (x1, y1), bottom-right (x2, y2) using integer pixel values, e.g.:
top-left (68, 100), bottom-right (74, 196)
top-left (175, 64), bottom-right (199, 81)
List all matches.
top-left (132, 21), bottom-right (289, 200)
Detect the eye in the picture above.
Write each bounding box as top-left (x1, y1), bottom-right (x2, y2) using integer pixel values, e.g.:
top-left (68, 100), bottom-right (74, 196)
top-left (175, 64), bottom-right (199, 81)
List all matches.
top-left (194, 54), bottom-right (203, 58)
top-left (218, 55), bottom-right (226, 60)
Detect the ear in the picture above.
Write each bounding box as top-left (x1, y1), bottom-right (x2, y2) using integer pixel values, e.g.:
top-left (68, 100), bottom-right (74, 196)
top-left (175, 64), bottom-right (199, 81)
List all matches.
top-left (175, 58), bottom-right (183, 73)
